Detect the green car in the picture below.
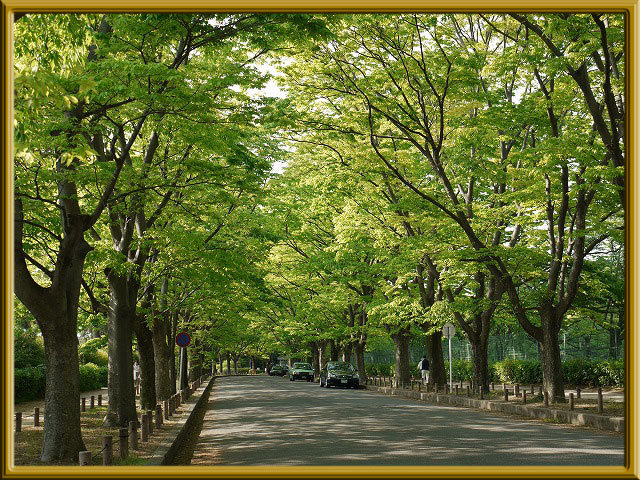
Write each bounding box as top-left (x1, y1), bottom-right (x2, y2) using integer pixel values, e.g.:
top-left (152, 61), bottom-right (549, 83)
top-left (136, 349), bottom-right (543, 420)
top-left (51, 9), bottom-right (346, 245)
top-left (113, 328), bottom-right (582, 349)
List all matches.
top-left (289, 362), bottom-right (314, 382)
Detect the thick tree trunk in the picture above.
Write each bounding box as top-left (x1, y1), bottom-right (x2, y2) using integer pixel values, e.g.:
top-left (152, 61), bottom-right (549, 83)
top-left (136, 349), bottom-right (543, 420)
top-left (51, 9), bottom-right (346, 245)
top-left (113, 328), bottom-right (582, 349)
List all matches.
top-left (427, 331), bottom-right (447, 387)
top-left (233, 357), bottom-right (239, 375)
top-left (471, 339), bottom-right (490, 392)
top-left (312, 343), bottom-right (320, 377)
top-left (41, 320), bottom-right (86, 462)
top-left (391, 328), bottom-right (411, 386)
top-left (226, 354), bottom-right (231, 374)
top-left (354, 341), bottom-right (367, 383)
top-left (134, 319), bottom-right (156, 411)
top-left (152, 317), bottom-right (172, 400)
top-left (104, 273), bottom-right (137, 427)
top-left (540, 314), bottom-right (565, 401)
top-left (342, 343), bottom-right (352, 363)
top-left (169, 312), bottom-right (177, 394)
top-left (329, 339), bottom-right (339, 361)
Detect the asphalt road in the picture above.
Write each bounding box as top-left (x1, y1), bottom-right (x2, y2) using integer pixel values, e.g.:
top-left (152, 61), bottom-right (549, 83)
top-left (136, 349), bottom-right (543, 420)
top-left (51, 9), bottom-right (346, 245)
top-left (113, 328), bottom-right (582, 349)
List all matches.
top-left (189, 375), bottom-right (624, 466)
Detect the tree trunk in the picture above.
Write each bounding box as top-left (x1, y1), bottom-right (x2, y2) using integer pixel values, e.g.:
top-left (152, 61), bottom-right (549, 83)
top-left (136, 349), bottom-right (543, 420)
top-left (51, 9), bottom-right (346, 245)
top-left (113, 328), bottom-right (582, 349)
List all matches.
top-left (427, 331), bottom-right (447, 387)
top-left (152, 318), bottom-right (172, 400)
top-left (233, 357), bottom-right (239, 375)
top-left (342, 343), bottom-right (352, 363)
top-left (471, 339), bottom-right (490, 392)
top-left (312, 342), bottom-right (320, 377)
top-left (391, 328), bottom-right (411, 386)
top-left (41, 320), bottom-right (87, 462)
top-left (170, 312), bottom-right (177, 394)
top-left (354, 341), bottom-right (367, 383)
top-left (104, 273), bottom-right (137, 427)
top-left (540, 315), bottom-right (565, 401)
top-left (329, 339), bottom-right (339, 361)
top-left (133, 318), bottom-right (156, 411)
top-left (226, 354), bottom-right (231, 374)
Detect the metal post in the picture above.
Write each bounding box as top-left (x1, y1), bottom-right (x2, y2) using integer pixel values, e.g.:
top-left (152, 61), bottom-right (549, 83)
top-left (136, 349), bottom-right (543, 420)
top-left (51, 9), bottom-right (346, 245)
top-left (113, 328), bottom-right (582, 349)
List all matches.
top-left (448, 335), bottom-right (453, 394)
top-left (179, 346), bottom-right (184, 394)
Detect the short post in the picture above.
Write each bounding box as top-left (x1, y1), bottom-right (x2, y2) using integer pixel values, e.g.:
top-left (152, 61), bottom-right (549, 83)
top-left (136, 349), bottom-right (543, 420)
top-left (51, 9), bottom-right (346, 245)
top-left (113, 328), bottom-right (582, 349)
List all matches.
top-left (426, 383), bottom-right (430, 393)
top-left (34, 407), bottom-right (40, 427)
top-left (169, 396), bottom-right (174, 415)
top-left (530, 384), bottom-right (534, 394)
top-left (491, 382), bottom-right (494, 391)
top-left (90, 395), bottom-right (95, 409)
top-left (102, 435), bottom-right (113, 465)
top-left (502, 383), bottom-right (506, 393)
top-left (504, 388), bottom-right (509, 402)
top-left (538, 385), bottom-right (543, 396)
top-left (480, 385), bottom-right (484, 400)
top-left (155, 405), bottom-right (163, 428)
top-left (515, 384), bottom-right (520, 397)
top-left (455, 385), bottom-right (459, 396)
top-left (147, 410), bottom-right (154, 434)
top-left (544, 391), bottom-right (549, 407)
top-left (79, 451), bottom-right (91, 466)
top-left (98, 394), bottom-right (103, 406)
top-left (128, 420), bottom-right (138, 450)
top-left (164, 400), bottom-right (170, 419)
top-left (466, 385), bottom-right (470, 397)
top-left (444, 384), bottom-right (448, 394)
top-left (15, 412), bottom-right (22, 432)
top-left (435, 383), bottom-right (439, 394)
top-left (576, 387), bottom-right (581, 399)
top-left (569, 393), bottom-right (574, 411)
top-left (81, 397), bottom-right (86, 412)
top-left (597, 387), bottom-right (603, 414)
top-left (523, 391), bottom-right (527, 405)
top-left (141, 413), bottom-right (149, 442)
top-left (119, 428), bottom-right (128, 460)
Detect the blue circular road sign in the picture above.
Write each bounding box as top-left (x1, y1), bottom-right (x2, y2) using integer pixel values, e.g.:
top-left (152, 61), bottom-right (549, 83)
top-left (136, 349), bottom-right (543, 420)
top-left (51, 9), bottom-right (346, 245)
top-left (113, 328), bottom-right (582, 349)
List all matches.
top-left (176, 331), bottom-right (191, 347)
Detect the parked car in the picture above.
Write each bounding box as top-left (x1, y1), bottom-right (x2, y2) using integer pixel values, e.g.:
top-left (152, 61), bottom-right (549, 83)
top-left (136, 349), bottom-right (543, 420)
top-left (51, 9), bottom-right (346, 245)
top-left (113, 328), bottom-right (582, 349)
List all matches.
top-left (270, 364), bottom-right (289, 376)
top-left (319, 361), bottom-right (360, 388)
top-left (289, 362), bottom-right (314, 382)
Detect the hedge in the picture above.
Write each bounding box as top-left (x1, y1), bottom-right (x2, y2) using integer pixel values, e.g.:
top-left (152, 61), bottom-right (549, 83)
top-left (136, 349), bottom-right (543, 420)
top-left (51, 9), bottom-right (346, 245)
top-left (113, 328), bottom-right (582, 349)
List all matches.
top-left (443, 359), bottom-right (623, 387)
top-left (15, 363), bottom-right (108, 403)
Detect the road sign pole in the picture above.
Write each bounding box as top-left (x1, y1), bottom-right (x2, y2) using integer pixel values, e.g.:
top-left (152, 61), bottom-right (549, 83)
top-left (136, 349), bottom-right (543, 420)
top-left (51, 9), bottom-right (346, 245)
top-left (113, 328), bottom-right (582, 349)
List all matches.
top-left (179, 346), bottom-right (184, 392)
top-left (449, 335), bottom-right (453, 393)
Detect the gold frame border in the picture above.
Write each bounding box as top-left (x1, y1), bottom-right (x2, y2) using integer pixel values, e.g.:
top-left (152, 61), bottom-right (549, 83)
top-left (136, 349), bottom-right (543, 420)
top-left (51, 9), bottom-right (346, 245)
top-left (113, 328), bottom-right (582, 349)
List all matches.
top-left (1, 2), bottom-right (637, 478)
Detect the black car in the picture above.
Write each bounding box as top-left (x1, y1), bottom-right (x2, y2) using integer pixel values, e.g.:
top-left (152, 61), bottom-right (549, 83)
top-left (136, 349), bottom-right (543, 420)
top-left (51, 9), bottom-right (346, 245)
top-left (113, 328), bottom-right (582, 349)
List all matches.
top-left (269, 364), bottom-right (289, 376)
top-left (319, 361), bottom-right (360, 388)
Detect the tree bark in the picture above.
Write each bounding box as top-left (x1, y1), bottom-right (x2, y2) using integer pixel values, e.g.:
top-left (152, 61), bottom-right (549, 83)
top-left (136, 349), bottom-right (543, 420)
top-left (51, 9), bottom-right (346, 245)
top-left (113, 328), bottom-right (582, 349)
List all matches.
top-left (427, 331), bottom-right (447, 387)
top-left (540, 310), bottom-right (565, 401)
top-left (354, 341), bottom-right (367, 383)
top-left (471, 339), bottom-right (489, 392)
top-left (391, 328), bottom-right (411, 385)
top-left (104, 272), bottom-right (138, 427)
top-left (133, 318), bottom-right (156, 411)
top-left (312, 342), bottom-right (320, 377)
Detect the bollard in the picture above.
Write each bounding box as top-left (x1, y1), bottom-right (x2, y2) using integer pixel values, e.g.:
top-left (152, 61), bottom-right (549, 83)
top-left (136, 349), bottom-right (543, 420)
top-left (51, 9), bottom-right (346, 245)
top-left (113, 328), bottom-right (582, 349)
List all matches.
top-left (530, 384), bottom-right (534, 394)
top-left (597, 388), bottom-right (603, 414)
top-left (515, 384), bottom-right (520, 397)
top-left (81, 397), bottom-right (86, 412)
top-left (502, 383), bottom-right (506, 393)
top-left (119, 428), bottom-right (128, 459)
top-left (576, 387), bottom-right (581, 399)
top-left (504, 388), bottom-right (509, 402)
top-left (102, 435), bottom-right (113, 465)
top-left (444, 384), bottom-right (448, 394)
top-left (164, 400), bottom-right (170, 419)
top-left (90, 395), bottom-right (95, 409)
top-left (98, 394), bottom-right (103, 406)
top-left (79, 451), bottom-right (91, 466)
top-left (169, 396), bottom-right (174, 415)
top-left (569, 393), bottom-right (574, 411)
top-left (426, 383), bottom-right (430, 393)
top-left (455, 385), bottom-right (459, 396)
top-left (147, 410), bottom-right (154, 435)
top-left (523, 391), bottom-right (527, 405)
top-left (491, 382), bottom-right (494, 391)
top-left (34, 407), bottom-right (40, 427)
top-left (480, 386), bottom-right (484, 400)
top-left (141, 414), bottom-right (149, 442)
top-left (544, 391), bottom-right (549, 407)
top-left (538, 385), bottom-right (543, 396)
top-left (15, 412), bottom-right (22, 432)
top-left (156, 405), bottom-right (163, 428)
top-left (466, 385), bottom-right (470, 397)
top-left (129, 421), bottom-right (138, 450)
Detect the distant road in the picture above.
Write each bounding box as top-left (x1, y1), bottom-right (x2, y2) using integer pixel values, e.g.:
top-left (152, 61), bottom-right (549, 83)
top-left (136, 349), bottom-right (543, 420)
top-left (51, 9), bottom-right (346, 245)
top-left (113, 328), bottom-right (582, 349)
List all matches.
top-left (190, 376), bottom-right (624, 466)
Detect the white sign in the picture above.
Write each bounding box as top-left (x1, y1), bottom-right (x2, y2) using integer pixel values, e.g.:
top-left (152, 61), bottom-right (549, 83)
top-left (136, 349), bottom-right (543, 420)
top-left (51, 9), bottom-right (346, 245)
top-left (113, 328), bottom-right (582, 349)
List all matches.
top-left (443, 323), bottom-right (456, 338)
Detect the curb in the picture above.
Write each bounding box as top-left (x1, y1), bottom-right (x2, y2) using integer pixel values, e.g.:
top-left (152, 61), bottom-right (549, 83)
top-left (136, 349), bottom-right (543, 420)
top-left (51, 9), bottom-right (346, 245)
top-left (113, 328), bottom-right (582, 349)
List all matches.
top-left (147, 376), bottom-right (215, 465)
top-left (364, 385), bottom-right (624, 433)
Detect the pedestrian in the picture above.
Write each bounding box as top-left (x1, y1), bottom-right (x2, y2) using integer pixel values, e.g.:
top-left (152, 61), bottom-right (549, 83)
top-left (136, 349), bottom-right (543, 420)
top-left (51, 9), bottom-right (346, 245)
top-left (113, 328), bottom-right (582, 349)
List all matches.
top-left (133, 360), bottom-right (140, 391)
top-left (418, 355), bottom-right (430, 385)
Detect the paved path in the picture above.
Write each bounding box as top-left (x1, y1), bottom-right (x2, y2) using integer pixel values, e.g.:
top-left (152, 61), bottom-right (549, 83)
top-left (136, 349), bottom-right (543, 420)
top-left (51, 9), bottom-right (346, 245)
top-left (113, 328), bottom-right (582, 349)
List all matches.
top-left (190, 376), bottom-right (624, 466)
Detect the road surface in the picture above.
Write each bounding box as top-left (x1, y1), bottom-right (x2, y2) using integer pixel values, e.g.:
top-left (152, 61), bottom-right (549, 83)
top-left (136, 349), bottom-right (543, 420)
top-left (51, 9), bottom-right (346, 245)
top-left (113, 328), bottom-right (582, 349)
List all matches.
top-left (189, 375), bottom-right (624, 466)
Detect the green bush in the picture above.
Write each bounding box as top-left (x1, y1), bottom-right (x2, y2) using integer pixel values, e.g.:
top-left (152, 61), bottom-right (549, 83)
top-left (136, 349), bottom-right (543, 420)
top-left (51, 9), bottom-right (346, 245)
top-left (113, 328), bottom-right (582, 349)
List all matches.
top-left (448, 360), bottom-right (474, 381)
top-left (14, 328), bottom-right (45, 369)
top-left (562, 358), bottom-right (592, 386)
top-left (78, 338), bottom-right (108, 367)
top-left (15, 366), bottom-right (46, 402)
top-left (365, 363), bottom-right (394, 377)
top-left (493, 359), bottom-right (542, 384)
top-left (564, 359), bottom-right (624, 387)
